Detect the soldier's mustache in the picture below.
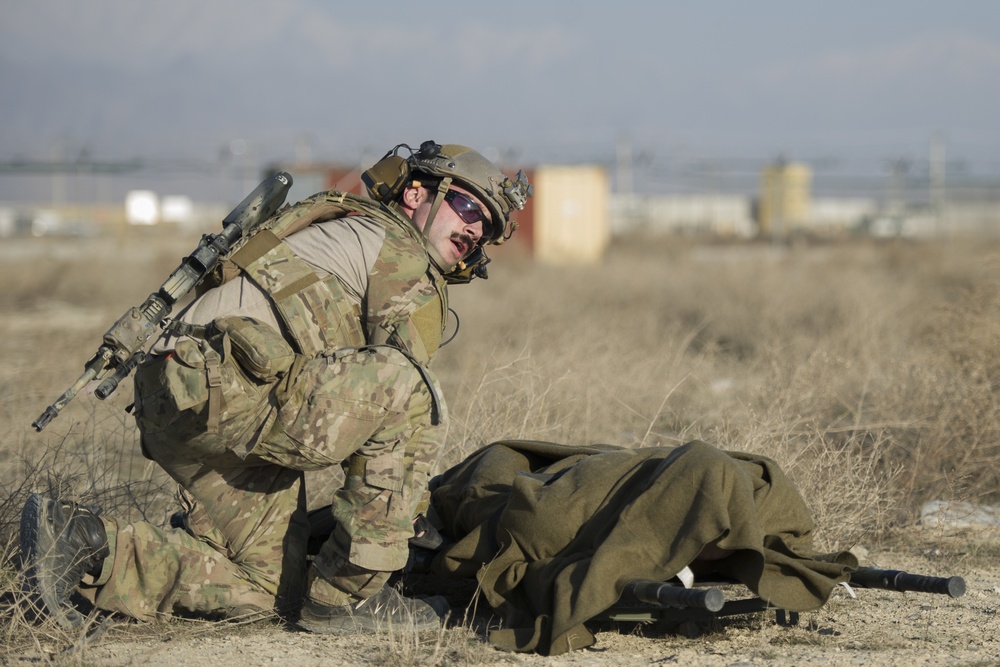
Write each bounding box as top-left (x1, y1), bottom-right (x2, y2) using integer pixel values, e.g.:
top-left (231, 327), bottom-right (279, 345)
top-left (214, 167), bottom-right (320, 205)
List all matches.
top-left (450, 232), bottom-right (476, 253)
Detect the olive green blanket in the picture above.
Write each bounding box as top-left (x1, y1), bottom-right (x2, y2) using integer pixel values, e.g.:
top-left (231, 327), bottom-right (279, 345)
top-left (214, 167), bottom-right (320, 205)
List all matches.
top-left (428, 440), bottom-right (857, 655)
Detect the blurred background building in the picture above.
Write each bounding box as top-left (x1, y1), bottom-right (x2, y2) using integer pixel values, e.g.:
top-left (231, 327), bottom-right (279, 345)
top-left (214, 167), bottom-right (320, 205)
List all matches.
top-left (2, 133), bottom-right (999, 262)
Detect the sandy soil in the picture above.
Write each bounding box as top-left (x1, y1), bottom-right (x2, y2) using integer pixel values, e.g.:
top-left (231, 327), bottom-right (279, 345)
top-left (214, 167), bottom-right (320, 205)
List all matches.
top-left (10, 526), bottom-right (998, 667)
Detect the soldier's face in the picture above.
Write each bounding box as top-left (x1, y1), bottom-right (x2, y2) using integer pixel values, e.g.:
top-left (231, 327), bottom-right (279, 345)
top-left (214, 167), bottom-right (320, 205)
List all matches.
top-left (403, 184), bottom-right (490, 267)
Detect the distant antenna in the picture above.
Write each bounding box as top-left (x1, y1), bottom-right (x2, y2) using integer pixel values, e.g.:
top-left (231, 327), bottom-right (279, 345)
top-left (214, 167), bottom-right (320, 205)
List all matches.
top-left (930, 133), bottom-right (946, 237)
top-left (616, 135), bottom-right (633, 195)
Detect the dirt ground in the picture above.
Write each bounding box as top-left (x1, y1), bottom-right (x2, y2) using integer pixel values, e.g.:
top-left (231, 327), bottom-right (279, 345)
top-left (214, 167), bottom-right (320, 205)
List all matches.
top-left (3, 235), bottom-right (999, 666)
top-left (8, 526), bottom-right (998, 667)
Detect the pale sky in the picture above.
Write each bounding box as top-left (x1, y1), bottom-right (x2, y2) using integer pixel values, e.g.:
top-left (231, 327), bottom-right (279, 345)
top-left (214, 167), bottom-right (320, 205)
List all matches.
top-left (2, 1), bottom-right (999, 198)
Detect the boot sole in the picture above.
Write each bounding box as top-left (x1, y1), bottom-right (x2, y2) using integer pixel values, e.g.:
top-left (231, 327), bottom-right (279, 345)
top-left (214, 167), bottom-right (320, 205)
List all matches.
top-left (20, 493), bottom-right (85, 629)
top-left (297, 612), bottom-right (443, 635)
top-left (296, 595), bottom-right (448, 635)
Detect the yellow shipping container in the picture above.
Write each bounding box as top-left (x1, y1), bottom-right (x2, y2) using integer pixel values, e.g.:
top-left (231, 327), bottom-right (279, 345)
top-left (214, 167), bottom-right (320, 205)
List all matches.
top-left (533, 165), bottom-right (609, 264)
top-left (759, 161), bottom-right (812, 238)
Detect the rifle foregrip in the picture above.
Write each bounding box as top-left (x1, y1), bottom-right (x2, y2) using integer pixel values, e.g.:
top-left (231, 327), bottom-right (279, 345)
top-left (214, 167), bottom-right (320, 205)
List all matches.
top-left (850, 568), bottom-right (966, 598)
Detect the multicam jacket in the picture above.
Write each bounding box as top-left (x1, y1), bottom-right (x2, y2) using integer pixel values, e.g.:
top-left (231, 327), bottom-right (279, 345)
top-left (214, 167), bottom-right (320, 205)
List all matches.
top-left (166, 190), bottom-right (449, 367)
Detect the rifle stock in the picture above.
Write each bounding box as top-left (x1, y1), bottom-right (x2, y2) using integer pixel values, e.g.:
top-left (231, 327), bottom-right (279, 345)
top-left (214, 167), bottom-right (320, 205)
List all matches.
top-left (32, 171), bottom-right (292, 432)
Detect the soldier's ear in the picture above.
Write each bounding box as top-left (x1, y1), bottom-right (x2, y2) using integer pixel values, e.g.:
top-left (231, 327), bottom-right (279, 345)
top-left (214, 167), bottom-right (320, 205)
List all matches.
top-left (402, 183), bottom-right (426, 205)
top-left (399, 183), bottom-right (429, 215)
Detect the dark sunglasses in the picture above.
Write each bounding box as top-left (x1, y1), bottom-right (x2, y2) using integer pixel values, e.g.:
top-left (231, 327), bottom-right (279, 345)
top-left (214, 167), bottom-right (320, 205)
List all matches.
top-left (444, 190), bottom-right (494, 240)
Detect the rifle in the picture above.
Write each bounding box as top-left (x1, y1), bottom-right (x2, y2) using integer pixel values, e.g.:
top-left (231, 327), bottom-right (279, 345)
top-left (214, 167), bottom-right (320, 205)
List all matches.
top-left (32, 171), bottom-right (293, 432)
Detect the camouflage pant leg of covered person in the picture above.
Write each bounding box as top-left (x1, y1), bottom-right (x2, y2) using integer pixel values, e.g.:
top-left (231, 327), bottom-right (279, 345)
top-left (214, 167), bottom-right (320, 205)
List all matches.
top-left (251, 346), bottom-right (448, 602)
top-left (80, 435), bottom-right (311, 621)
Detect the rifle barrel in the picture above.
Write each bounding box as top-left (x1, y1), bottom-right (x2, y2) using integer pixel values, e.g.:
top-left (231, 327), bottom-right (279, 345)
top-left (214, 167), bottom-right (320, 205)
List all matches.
top-left (32, 349), bottom-right (110, 431)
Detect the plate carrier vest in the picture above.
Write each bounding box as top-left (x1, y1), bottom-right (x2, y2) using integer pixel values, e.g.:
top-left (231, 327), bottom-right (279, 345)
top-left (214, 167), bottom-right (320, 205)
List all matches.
top-left (199, 190), bottom-right (449, 366)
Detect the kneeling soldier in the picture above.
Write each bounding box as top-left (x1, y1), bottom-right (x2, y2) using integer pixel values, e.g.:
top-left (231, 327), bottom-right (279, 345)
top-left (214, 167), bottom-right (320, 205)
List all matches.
top-left (21, 141), bottom-right (530, 633)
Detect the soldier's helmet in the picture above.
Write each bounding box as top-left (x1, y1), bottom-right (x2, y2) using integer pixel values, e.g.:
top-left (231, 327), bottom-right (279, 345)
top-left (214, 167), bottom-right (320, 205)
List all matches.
top-left (362, 140), bottom-right (532, 246)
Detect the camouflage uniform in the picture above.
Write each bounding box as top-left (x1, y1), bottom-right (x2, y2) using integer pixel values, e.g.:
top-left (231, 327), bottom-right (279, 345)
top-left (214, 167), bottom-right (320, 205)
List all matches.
top-left (81, 191), bottom-right (450, 620)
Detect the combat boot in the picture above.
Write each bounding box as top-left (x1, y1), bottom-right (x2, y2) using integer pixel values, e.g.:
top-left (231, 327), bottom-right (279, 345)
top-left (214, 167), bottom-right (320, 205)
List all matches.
top-left (20, 493), bottom-right (110, 629)
top-left (297, 584), bottom-right (449, 635)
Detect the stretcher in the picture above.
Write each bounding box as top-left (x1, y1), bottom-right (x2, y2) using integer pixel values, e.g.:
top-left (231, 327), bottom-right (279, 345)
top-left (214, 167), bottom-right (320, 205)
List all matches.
top-left (597, 567), bottom-right (966, 636)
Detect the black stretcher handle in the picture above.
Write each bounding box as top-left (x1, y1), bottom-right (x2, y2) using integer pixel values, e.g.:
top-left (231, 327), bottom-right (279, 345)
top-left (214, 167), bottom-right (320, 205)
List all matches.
top-left (849, 567), bottom-right (966, 598)
top-left (623, 579), bottom-right (726, 612)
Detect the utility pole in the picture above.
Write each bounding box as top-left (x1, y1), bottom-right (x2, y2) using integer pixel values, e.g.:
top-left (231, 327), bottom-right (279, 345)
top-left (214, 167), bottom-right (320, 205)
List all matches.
top-left (929, 133), bottom-right (947, 238)
top-left (616, 134), bottom-right (633, 195)
top-left (886, 158), bottom-right (911, 236)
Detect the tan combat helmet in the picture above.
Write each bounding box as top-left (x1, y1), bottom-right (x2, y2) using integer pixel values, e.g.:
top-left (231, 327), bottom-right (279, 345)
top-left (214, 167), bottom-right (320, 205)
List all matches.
top-left (362, 141), bottom-right (533, 282)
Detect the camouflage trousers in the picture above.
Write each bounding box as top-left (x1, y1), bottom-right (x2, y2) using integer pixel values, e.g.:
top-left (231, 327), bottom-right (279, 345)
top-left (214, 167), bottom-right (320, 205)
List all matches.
top-left (82, 344), bottom-right (447, 621)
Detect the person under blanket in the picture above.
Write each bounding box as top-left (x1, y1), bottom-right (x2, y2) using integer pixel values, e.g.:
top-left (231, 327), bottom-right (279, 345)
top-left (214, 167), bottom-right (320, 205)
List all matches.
top-left (422, 439), bottom-right (858, 655)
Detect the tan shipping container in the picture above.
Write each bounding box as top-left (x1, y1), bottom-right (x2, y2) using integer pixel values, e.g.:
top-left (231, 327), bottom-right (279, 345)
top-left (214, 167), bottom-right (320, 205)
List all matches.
top-left (759, 161), bottom-right (812, 237)
top-left (532, 164), bottom-right (610, 264)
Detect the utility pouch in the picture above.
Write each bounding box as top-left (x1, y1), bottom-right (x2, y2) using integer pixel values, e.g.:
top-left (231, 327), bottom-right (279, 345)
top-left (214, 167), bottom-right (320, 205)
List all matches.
top-left (161, 334), bottom-right (269, 433)
top-left (163, 338), bottom-right (218, 412)
top-left (212, 316), bottom-right (295, 382)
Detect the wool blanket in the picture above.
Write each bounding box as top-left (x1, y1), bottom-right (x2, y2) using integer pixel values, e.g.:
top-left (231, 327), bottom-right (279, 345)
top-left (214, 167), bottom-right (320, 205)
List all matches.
top-left (428, 439), bottom-right (857, 655)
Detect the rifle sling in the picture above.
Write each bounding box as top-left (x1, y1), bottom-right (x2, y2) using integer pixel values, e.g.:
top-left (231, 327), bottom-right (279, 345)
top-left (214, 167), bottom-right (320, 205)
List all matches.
top-left (205, 351), bottom-right (223, 433)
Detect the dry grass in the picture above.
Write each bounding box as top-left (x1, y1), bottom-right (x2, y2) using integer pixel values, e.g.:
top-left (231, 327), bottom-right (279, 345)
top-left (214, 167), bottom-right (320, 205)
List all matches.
top-left (441, 235), bottom-right (1000, 547)
top-left (0, 229), bottom-right (999, 659)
